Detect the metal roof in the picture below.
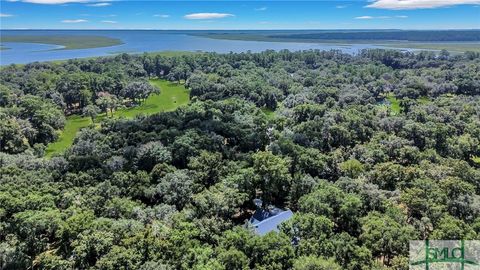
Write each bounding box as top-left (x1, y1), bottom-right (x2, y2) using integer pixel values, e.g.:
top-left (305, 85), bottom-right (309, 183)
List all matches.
top-left (249, 209), bottom-right (293, 236)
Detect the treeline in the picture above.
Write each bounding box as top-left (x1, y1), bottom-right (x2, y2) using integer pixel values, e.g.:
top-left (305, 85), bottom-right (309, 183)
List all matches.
top-left (273, 30), bottom-right (480, 42)
top-left (1, 49), bottom-right (480, 270)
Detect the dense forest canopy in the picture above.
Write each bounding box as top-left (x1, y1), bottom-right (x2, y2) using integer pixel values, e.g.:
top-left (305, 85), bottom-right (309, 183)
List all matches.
top-left (1, 49), bottom-right (480, 269)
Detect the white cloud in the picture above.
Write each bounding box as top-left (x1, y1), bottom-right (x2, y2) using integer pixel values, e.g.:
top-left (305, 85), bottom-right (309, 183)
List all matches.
top-left (0, 13), bottom-right (14, 17)
top-left (101, 20), bottom-right (117, 23)
top-left (367, 0), bottom-right (480, 10)
top-left (10, 0), bottom-right (114, 4)
top-left (87, 2), bottom-right (110, 6)
top-left (18, 0), bottom-right (87, 4)
top-left (61, 19), bottom-right (88, 23)
top-left (355, 15), bottom-right (409, 19)
top-left (255, 7), bottom-right (267, 11)
top-left (184, 13), bottom-right (234, 20)
top-left (154, 14), bottom-right (170, 18)
top-left (355, 16), bottom-right (374, 19)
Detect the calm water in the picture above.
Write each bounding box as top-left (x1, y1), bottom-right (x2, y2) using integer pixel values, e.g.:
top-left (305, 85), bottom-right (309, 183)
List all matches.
top-left (1, 30), bottom-right (403, 65)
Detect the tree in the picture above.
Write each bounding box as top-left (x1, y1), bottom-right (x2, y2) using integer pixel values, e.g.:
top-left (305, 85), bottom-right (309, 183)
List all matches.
top-left (360, 211), bottom-right (416, 265)
top-left (332, 233), bottom-right (372, 270)
top-left (192, 183), bottom-right (247, 219)
top-left (122, 81), bottom-right (159, 104)
top-left (0, 114), bottom-right (30, 154)
top-left (280, 213), bottom-right (334, 257)
top-left (217, 248), bottom-right (249, 270)
top-left (430, 215), bottom-right (477, 240)
top-left (298, 181), bottom-right (363, 234)
top-left (153, 170), bottom-right (194, 209)
top-left (18, 95), bottom-right (65, 143)
top-left (252, 151), bottom-right (292, 206)
top-left (82, 104), bottom-right (101, 123)
top-left (12, 209), bottom-right (64, 258)
top-left (339, 159), bottom-right (365, 178)
top-left (96, 92), bottom-right (120, 117)
top-left (55, 73), bottom-right (92, 110)
top-left (188, 151), bottom-right (223, 188)
top-left (135, 141), bottom-right (172, 171)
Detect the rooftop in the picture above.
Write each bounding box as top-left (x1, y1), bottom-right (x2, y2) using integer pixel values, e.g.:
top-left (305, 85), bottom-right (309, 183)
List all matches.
top-left (249, 207), bottom-right (293, 236)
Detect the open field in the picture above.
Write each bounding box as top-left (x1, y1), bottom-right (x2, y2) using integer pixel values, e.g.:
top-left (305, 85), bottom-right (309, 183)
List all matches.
top-left (118, 79), bottom-right (190, 118)
top-left (45, 79), bottom-right (189, 157)
top-left (383, 94), bottom-right (432, 116)
top-left (44, 115), bottom-right (93, 157)
top-left (1, 35), bottom-right (123, 50)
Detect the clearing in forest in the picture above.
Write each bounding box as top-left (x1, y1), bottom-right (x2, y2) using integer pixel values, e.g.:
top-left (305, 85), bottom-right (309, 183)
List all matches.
top-left (45, 79), bottom-right (189, 157)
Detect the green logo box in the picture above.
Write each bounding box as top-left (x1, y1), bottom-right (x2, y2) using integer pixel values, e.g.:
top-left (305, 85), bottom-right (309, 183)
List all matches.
top-left (410, 240), bottom-right (480, 270)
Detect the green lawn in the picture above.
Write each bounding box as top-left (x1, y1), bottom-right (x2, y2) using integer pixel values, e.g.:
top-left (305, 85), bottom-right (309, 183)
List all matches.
top-left (45, 79), bottom-right (189, 157)
top-left (1, 35), bottom-right (122, 50)
top-left (382, 95), bottom-right (432, 116)
top-left (472, 156), bottom-right (480, 165)
top-left (261, 107), bottom-right (275, 120)
top-left (45, 115), bottom-right (92, 157)
top-left (386, 93), bottom-right (401, 115)
top-left (118, 79), bottom-right (190, 118)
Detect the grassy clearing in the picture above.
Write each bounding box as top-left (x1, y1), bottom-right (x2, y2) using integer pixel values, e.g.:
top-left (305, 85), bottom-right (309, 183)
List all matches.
top-left (381, 95), bottom-right (432, 116)
top-left (45, 115), bottom-right (92, 157)
top-left (45, 79), bottom-right (189, 157)
top-left (261, 107), bottom-right (276, 120)
top-left (472, 156), bottom-right (480, 165)
top-left (386, 93), bottom-right (401, 115)
top-left (1, 35), bottom-right (122, 50)
top-left (118, 79), bottom-right (190, 118)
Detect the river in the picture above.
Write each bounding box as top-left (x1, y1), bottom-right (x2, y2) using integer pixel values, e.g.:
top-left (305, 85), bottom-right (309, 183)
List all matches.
top-left (1, 30), bottom-right (410, 65)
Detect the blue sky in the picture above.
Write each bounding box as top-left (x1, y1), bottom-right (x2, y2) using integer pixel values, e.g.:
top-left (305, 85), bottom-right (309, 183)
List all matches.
top-left (1, 0), bottom-right (479, 29)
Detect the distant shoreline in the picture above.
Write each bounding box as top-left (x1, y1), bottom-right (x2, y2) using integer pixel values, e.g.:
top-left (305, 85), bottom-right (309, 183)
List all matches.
top-left (0, 35), bottom-right (123, 50)
top-left (1, 30), bottom-right (479, 65)
top-left (2, 30), bottom-right (479, 53)
top-left (192, 30), bottom-right (480, 53)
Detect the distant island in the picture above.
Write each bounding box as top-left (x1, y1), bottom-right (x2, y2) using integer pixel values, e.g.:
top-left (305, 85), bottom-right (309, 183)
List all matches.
top-left (0, 35), bottom-right (123, 50)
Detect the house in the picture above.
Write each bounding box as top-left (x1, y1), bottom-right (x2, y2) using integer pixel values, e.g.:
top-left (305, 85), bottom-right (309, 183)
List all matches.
top-left (248, 199), bottom-right (294, 236)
